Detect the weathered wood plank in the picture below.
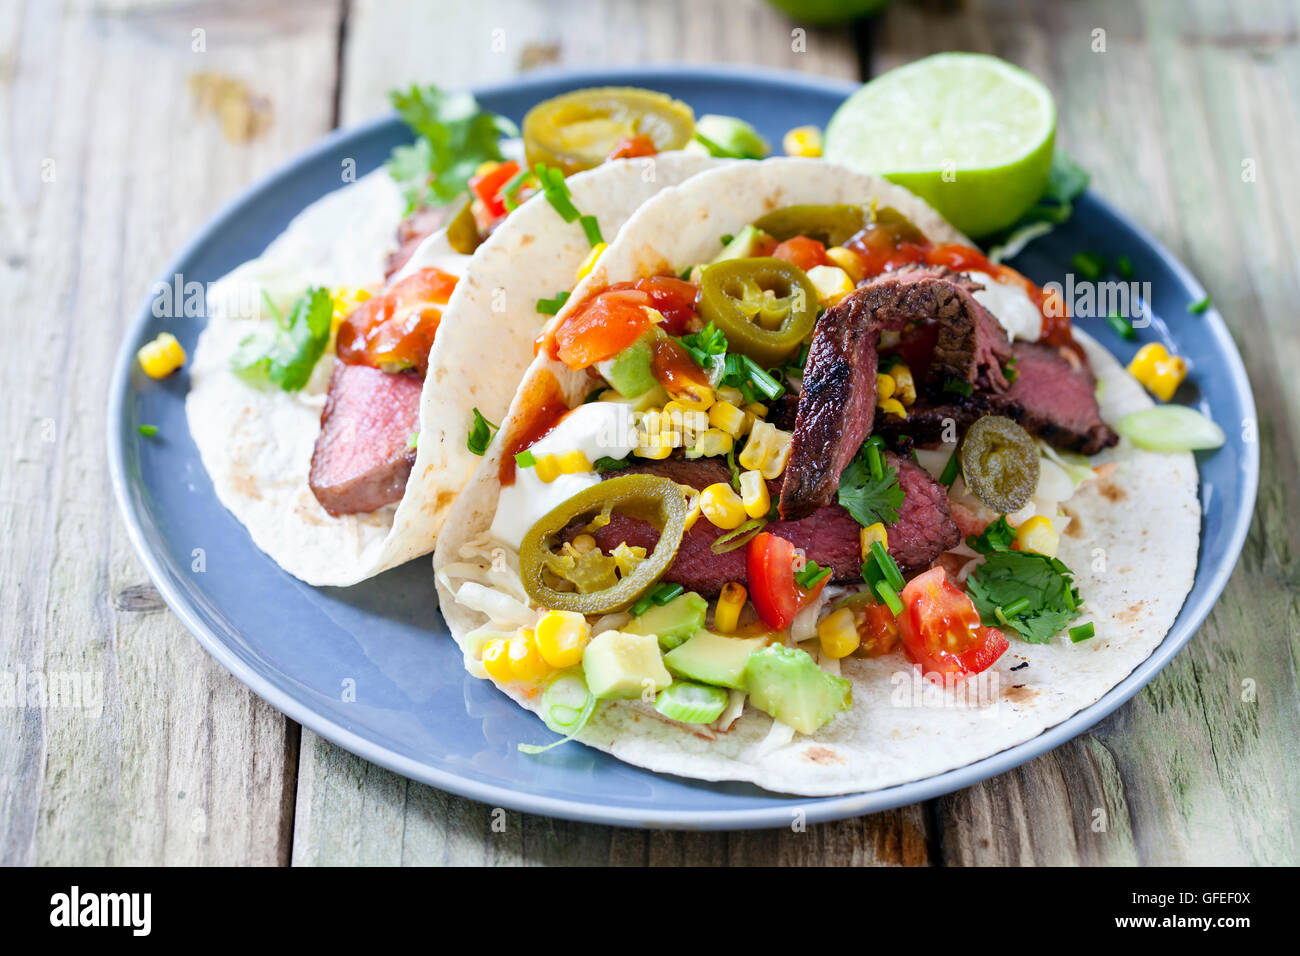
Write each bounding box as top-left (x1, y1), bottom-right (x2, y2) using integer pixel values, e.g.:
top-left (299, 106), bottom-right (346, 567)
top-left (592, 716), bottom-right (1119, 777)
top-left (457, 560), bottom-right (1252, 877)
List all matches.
top-left (0, 0), bottom-right (340, 865)
top-left (879, 0), bottom-right (1300, 865)
top-left (292, 0), bottom-right (933, 866)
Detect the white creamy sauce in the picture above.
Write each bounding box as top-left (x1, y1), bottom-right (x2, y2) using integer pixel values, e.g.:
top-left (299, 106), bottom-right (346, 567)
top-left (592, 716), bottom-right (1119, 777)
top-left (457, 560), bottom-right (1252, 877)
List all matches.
top-left (967, 270), bottom-right (1043, 342)
top-left (491, 402), bottom-right (640, 550)
top-left (394, 228), bottom-right (470, 282)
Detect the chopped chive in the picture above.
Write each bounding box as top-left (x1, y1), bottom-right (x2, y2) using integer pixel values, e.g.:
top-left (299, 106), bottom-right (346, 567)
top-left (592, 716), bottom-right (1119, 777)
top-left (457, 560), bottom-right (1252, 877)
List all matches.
top-left (652, 582), bottom-right (684, 606)
top-left (939, 447), bottom-right (961, 488)
top-left (536, 290), bottom-right (571, 315)
top-left (794, 560), bottom-right (831, 591)
top-left (1001, 597), bottom-right (1031, 618)
top-left (137, 424), bottom-right (159, 437)
top-left (1188, 295), bottom-right (1211, 314)
top-left (407, 431), bottom-right (419, 450)
top-left (719, 234), bottom-right (734, 246)
top-left (514, 449), bottom-right (537, 468)
top-left (870, 540), bottom-right (905, 593)
top-left (1116, 255), bottom-right (1134, 279)
top-left (1106, 311), bottom-right (1137, 340)
top-left (866, 442), bottom-right (883, 482)
top-left (943, 378), bottom-right (973, 398)
top-left (874, 579), bottom-right (904, 617)
top-left (1071, 251), bottom-right (1106, 282)
top-left (742, 356), bottom-right (784, 400)
top-left (501, 166), bottom-right (532, 199)
top-left (1069, 621), bottom-right (1096, 642)
top-left (579, 214), bottom-right (603, 246)
top-left (630, 593), bottom-right (655, 616)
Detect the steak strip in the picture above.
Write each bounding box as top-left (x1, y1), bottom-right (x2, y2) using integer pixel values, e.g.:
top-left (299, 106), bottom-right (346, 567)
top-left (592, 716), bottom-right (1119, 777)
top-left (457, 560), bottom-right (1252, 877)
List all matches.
top-left (780, 266), bottom-right (1011, 519)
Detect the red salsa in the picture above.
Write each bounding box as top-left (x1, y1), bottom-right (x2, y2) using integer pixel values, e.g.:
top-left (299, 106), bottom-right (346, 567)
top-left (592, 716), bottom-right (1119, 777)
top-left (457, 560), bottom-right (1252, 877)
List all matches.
top-left (336, 267), bottom-right (458, 375)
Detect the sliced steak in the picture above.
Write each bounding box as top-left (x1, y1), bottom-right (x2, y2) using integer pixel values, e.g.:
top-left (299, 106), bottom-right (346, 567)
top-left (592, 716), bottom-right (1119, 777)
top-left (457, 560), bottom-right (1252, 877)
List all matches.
top-left (1003, 341), bottom-right (1118, 454)
top-left (585, 452), bottom-right (958, 597)
top-left (384, 205), bottom-right (452, 280)
top-left (780, 266), bottom-right (1013, 519)
top-left (309, 361), bottom-right (422, 516)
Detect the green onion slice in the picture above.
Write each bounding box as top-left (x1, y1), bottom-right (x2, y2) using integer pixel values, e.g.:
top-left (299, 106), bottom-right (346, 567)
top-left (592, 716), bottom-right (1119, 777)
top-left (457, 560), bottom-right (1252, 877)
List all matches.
top-left (1115, 406), bottom-right (1226, 452)
top-left (939, 447), bottom-right (961, 488)
top-left (874, 580), bottom-right (904, 617)
top-left (580, 214), bottom-right (603, 246)
top-left (518, 671), bottom-right (598, 754)
top-left (515, 449), bottom-right (537, 468)
top-left (870, 540), bottom-right (905, 594)
top-left (1069, 622), bottom-right (1096, 642)
top-left (1106, 312), bottom-right (1137, 340)
top-left (654, 681), bottom-right (728, 724)
top-left (537, 291), bottom-right (571, 315)
top-left (711, 517), bottom-right (767, 554)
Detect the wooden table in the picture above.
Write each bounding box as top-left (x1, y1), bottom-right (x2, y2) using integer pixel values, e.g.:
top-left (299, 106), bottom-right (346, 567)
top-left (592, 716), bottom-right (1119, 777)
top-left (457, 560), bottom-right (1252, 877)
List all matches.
top-left (3, 0), bottom-right (1297, 866)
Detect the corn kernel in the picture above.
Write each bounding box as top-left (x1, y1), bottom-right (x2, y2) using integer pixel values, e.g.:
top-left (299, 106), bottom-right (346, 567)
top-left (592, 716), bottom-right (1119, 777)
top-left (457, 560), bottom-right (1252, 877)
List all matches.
top-left (708, 401), bottom-right (747, 438)
top-left (575, 242), bottom-right (607, 282)
top-left (877, 373), bottom-right (896, 401)
top-left (137, 332), bottom-right (186, 378)
top-left (556, 450), bottom-right (592, 474)
top-left (714, 582), bottom-right (747, 634)
top-left (743, 402), bottom-right (769, 420)
top-left (1147, 356), bottom-right (1187, 401)
top-left (1127, 342), bottom-right (1168, 380)
top-left (859, 522), bottom-right (888, 560)
top-left (806, 264), bottom-right (855, 308)
top-left (481, 639), bottom-right (514, 683)
top-left (571, 534), bottom-right (597, 553)
top-left (688, 427), bottom-right (734, 459)
top-left (634, 440), bottom-right (673, 460)
top-left (507, 629), bottom-right (550, 682)
top-left (699, 482), bottom-right (748, 530)
top-left (717, 385), bottom-right (746, 406)
top-left (535, 610), bottom-right (591, 668)
top-left (669, 382), bottom-right (714, 412)
top-left (825, 246), bottom-right (865, 283)
top-left (739, 469), bottom-right (770, 519)
top-left (818, 607), bottom-right (861, 659)
top-left (1016, 515), bottom-right (1060, 558)
top-left (891, 364), bottom-right (917, 405)
top-left (682, 488), bottom-right (702, 531)
top-left (878, 398), bottom-right (907, 419)
top-left (739, 420), bottom-right (793, 479)
top-left (783, 124), bottom-right (823, 158)
top-left (533, 453), bottom-right (561, 483)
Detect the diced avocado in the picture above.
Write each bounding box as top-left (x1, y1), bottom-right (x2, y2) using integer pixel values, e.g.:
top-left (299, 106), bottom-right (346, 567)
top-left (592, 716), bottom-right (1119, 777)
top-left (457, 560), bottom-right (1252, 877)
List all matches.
top-left (597, 384), bottom-right (669, 412)
top-left (743, 645), bottom-right (852, 735)
top-left (624, 592), bottom-right (708, 650)
top-left (664, 631), bottom-right (770, 690)
top-left (710, 224), bottom-right (771, 264)
top-left (596, 330), bottom-right (659, 399)
top-left (582, 630), bottom-right (672, 701)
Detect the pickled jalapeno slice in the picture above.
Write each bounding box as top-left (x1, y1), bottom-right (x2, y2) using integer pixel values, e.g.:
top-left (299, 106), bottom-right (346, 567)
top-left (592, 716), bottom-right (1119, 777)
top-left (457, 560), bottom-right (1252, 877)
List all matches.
top-left (697, 257), bottom-right (819, 366)
top-left (959, 415), bottom-right (1041, 514)
top-left (522, 87), bottom-right (696, 176)
top-left (751, 204), bottom-right (869, 248)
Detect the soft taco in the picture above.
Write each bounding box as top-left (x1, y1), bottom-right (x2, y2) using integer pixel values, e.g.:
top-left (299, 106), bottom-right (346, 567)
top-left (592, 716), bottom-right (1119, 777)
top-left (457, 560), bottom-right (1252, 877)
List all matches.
top-left (186, 149), bottom-right (718, 586)
top-left (433, 158), bottom-right (1202, 796)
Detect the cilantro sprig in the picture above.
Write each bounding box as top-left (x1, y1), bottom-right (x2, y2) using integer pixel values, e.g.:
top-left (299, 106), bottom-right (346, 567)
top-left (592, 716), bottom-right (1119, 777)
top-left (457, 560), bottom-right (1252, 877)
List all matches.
top-left (467, 408), bottom-right (498, 456)
top-left (837, 438), bottom-right (905, 528)
top-left (230, 287), bottom-right (333, 392)
top-left (964, 518), bottom-right (1083, 644)
top-left (387, 85), bottom-right (518, 214)
top-left (679, 322), bottom-right (786, 403)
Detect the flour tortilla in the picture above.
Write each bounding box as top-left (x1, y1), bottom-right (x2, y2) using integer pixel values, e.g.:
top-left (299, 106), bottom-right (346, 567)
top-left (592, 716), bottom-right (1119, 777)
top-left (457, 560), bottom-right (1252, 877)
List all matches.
top-left (433, 158), bottom-right (1201, 796)
top-left (186, 153), bottom-right (719, 586)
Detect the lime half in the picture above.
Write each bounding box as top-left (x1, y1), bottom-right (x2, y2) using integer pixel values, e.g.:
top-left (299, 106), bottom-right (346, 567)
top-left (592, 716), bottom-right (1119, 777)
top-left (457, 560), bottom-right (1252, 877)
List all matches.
top-left (824, 53), bottom-right (1056, 237)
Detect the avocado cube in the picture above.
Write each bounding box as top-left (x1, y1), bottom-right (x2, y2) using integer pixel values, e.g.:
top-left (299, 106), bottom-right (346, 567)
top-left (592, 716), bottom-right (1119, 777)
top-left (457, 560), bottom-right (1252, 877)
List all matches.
top-left (595, 329), bottom-right (660, 400)
top-left (582, 630), bottom-right (672, 701)
top-left (624, 592), bottom-right (708, 650)
top-left (710, 224), bottom-right (771, 264)
top-left (663, 631), bottom-right (770, 690)
top-left (743, 645), bottom-right (852, 735)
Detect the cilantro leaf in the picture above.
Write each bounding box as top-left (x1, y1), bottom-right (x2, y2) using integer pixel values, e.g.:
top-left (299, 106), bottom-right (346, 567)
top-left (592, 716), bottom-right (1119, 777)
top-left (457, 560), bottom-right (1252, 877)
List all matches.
top-left (681, 322), bottom-right (727, 369)
top-left (466, 408), bottom-right (498, 456)
top-left (230, 287), bottom-right (332, 392)
top-left (593, 455), bottom-right (631, 472)
top-left (837, 447), bottom-right (905, 527)
top-left (965, 550), bottom-right (1081, 644)
top-left (386, 85), bottom-right (518, 213)
top-left (966, 515), bottom-right (1016, 554)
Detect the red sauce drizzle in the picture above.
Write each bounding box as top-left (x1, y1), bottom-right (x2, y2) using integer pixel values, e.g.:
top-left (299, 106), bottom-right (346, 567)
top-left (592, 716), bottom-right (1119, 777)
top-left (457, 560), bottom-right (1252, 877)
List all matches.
top-left (498, 373), bottom-right (570, 486)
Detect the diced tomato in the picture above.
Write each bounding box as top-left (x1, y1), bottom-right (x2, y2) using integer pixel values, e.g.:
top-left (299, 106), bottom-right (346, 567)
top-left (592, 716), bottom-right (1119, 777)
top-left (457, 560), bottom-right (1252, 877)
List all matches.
top-left (606, 134), bottom-right (658, 161)
top-left (336, 267), bottom-right (458, 375)
top-left (553, 288), bottom-right (655, 369)
top-left (747, 533), bottom-right (828, 630)
top-left (852, 602), bottom-right (900, 657)
top-left (897, 568), bottom-right (1008, 680)
top-left (771, 236), bottom-right (829, 272)
top-left (620, 276), bottom-right (699, 335)
top-left (470, 160), bottom-right (520, 221)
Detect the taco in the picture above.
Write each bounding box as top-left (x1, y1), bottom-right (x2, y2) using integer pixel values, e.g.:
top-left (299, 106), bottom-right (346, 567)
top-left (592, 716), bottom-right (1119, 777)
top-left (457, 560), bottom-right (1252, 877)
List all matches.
top-left (433, 158), bottom-right (1202, 796)
top-left (186, 151), bottom-right (718, 586)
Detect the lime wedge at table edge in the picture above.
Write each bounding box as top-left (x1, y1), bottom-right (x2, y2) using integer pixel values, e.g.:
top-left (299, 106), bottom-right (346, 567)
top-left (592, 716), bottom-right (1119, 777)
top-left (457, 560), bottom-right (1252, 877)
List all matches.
top-left (823, 52), bottom-right (1057, 238)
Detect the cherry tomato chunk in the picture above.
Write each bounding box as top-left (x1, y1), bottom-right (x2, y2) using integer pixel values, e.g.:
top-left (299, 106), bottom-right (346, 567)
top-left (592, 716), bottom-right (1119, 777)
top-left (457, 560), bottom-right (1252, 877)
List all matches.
top-left (771, 236), bottom-right (829, 272)
top-left (747, 532), bottom-right (827, 630)
top-left (898, 568), bottom-right (1008, 680)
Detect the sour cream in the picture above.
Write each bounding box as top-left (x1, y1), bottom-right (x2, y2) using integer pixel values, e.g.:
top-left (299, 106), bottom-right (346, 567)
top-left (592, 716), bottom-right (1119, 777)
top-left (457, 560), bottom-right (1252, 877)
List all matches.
top-left (490, 402), bottom-right (640, 550)
top-left (967, 271), bottom-right (1043, 342)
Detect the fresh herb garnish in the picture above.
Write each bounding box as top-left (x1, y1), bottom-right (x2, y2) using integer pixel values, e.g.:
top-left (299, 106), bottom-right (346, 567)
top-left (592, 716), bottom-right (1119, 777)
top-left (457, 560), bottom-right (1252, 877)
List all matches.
top-left (514, 449), bottom-right (537, 468)
top-left (386, 85), bottom-right (517, 214)
top-left (1188, 295), bottom-right (1211, 314)
top-left (593, 455), bottom-right (631, 472)
top-left (580, 214), bottom-right (604, 246)
top-left (966, 515), bottom-right (1016, 554)
top-left (837, 443), bottom-right (905, 528)
top-left (682, 324), bottom-right (787, 402)
top-left (939, 447), bottom-right (961, 488)
top-left (1106, 311), bottom-right (1137, 340)
top-left (966, 550), bottom-right (1082, 644)
top-left (878, 352), bottom-right (902, 373)
top-left (681, 321), bottom-right (728, 369)
top-left (726, 446), bottom-right (742, 491)
top-left (137, 424), bottom-right (159, 437)
top-left (794, 559), bottom-right (832, 591)
top-left (466, 408), bottom-right (498, 455)
top-left (943, 377), bottom-right (974, 398)
top-left (1069, 621), bottom-right (1096, 642)
top-left (719, 233), bottom-right (734, 246)
top-left (536, 290), bottom-right (571, 315)
top-left (1003, 356), bottom-right (1019, 384)
top-left (230, 286), bottom-right (332, 392)
top-left (407, 431), bottom-right (419, 450)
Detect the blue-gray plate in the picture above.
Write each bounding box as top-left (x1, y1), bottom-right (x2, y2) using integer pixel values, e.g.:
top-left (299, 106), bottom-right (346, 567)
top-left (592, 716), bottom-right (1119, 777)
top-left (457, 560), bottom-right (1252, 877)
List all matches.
top-left (108, 66), bottom-right (1258, 829)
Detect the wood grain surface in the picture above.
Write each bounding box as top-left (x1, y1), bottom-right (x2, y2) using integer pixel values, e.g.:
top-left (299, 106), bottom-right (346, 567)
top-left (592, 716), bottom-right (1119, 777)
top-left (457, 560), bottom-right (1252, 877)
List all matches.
top-left (2, 0), bottom-right (1296, 866)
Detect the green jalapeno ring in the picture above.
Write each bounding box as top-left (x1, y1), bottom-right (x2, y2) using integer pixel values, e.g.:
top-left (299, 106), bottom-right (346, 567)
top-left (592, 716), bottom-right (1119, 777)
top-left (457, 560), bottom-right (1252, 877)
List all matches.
top-left (959, 415), bottom-right (1041, 514)
top-left (751, 204), bottom-right (870, 248)
top-left (519, 475), bottom-right (688, 615)
top-left (446, 199), bottom-right (484, 256)
top-left (697, 257), bottom-right (820, 367)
